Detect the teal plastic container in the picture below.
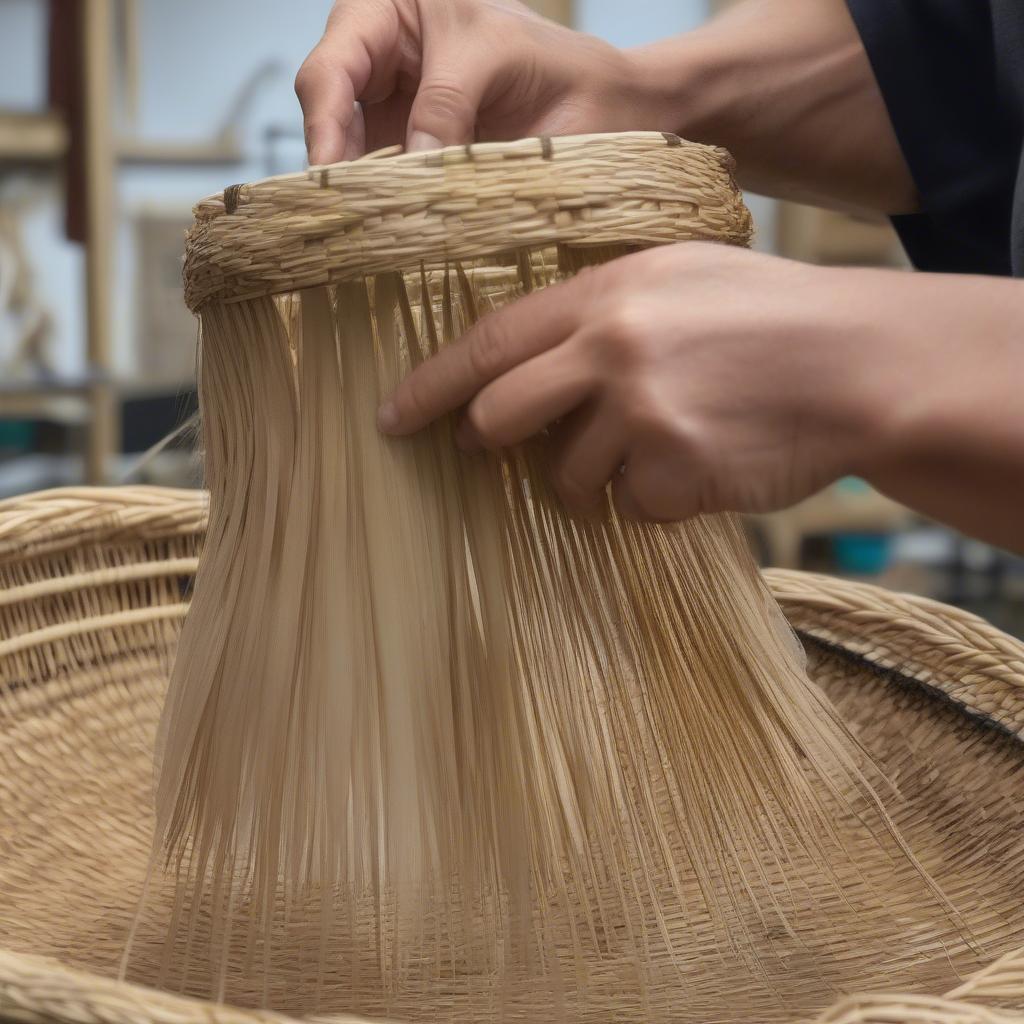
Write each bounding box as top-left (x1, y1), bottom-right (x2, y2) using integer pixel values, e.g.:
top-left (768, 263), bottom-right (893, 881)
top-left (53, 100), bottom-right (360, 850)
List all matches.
top-left (832, 533), bottom-right (892, 575)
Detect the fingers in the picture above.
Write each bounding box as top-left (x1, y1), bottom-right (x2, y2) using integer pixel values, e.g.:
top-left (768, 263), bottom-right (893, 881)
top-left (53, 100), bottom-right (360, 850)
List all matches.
top-left (342, 104), bottom-right (367, 161)
top-left (379, 275), bottom-right (593, 434)
top-left (362, 93), bottom-right (414, 153)
top-left (296, 3), bottom-right (402, 164)
top-left (546, 401), bottom-right (627, 516)
top-left (611, 449), bottom-right (703, 523)
top-left (296, 52), bottom-right (358, 165)
top-left (297, 1), bottom-right (501, 162)
top-left (455, 339), bottom-right (595, 450)
top-left (406, 50), bottom-right (493, 149)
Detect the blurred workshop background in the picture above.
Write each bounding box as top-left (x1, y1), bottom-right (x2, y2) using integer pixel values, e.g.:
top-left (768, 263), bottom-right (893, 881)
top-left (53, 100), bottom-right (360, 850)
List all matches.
top-left (2, 0), bottom-right (1021, 633)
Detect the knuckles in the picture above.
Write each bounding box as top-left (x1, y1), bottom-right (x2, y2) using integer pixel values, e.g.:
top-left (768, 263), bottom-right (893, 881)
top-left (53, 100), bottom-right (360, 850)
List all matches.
top-left (467, 318), bottom-right (514, 381)
top-left (293, 60), bottom-right (320, 101)
top-left (464, 393), bottom-right (505, 450)
top-left (612, 478), bottom-right (653, 522)
top-left (600, 304), bottom-right (657, 367)
top-left (550, 461), bottom-right (596, 512)
top-left (614, 453), bottom-right (701, 523)
top-left (416, 77), bottom-right (475, 120)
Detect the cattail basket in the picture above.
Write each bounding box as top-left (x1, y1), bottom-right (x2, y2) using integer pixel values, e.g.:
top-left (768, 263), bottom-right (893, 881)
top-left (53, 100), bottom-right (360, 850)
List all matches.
top-left (2, 485), bottom-right (1024, 1024)
top-left (3, 134), bottom-right (1024, 1024)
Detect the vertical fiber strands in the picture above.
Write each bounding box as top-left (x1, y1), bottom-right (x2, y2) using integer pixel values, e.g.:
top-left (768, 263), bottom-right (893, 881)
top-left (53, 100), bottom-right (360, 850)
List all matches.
top-left (144, 134), bottom-right (958, 1021)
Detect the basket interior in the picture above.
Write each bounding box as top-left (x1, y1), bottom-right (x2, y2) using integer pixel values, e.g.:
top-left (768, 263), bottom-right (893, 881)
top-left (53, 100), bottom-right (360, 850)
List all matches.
top-left (2, 502), bottom-right (1024, 1023)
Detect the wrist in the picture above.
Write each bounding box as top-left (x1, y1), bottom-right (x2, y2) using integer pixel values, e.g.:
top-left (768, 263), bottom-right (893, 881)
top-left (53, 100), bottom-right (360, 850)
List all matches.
top-left (779, 265), bottom-right (912, 487)
top-left (841, 272), bottom-right (1024, 490)
top-left (625, 24), bottom-right (747, 145)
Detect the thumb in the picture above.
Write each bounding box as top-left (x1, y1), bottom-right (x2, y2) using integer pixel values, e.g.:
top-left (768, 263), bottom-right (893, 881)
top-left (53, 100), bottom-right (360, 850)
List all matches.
top-left (407, 56), bottom-right (490, 151)
top-left (612, 456), bottom-right (705, 524)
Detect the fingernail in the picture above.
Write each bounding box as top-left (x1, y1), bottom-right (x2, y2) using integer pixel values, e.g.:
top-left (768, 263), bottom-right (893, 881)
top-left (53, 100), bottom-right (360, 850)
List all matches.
top-left (377, 401), bottom-right (399, 433)
top-left (408, 131), bottom-right (443, 153)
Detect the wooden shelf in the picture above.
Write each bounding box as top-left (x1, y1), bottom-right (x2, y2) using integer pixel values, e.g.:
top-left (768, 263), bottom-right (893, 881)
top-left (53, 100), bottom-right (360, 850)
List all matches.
top-left (0, 377), bottom-right (193, 436)
top-left (0, 376), bottom-right (100, 424)
top-left (1, 376), bottom-right (98, 395)
top-left (525, 0), bottom-right (573, 24)
top-left (0, 393), bottom-right (90, 424)
top-left (750, 484), bottom-right (913, 569)
top-left (0, 110), bottom-right (68, 163)
top-left (1, 374), bottom-right (192, 401)
top-left (117, 135), bottom-right (242, 165)
top-left (0, 112), bottom-right (244, 167)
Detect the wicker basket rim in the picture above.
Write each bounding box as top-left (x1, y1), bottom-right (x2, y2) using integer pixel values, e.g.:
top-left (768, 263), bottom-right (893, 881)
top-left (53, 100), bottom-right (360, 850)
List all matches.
top-left (0, 486), bottom-right (207, 563)
top-left (191, 132), bottom-right (734, 220)
top-left (2, 486), bottom-right (1022, 739)
top-left (180, 131), bottom-right (753, 309)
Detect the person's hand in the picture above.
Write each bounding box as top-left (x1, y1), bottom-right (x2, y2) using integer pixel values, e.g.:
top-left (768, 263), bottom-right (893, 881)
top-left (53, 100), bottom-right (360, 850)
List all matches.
top-left (375, 244), bottom-right (885, 520)
top-left (377, 244), bottom-right (1024, 540)
top-left (296, 0), bottom-right (656, 163)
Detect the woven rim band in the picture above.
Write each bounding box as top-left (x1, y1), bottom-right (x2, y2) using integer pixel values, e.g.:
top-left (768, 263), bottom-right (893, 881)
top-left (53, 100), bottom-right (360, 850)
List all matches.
top-left (4, 487), bottom-right (1023, 739)
top-left (183, 131), bottom-right (753, 310)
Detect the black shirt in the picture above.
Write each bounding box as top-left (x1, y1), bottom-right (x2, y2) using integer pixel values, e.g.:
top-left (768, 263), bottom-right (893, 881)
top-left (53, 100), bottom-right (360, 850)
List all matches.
top-left (846, 0), bottom-right (1024, 277)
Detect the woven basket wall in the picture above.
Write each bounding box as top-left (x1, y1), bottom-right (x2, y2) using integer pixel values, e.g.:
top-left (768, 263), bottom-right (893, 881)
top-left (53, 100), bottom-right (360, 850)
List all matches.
top-left (4, 132), bottom-right (1024, 1024)
top-left (2, 485), bottom-right (1024, 1024)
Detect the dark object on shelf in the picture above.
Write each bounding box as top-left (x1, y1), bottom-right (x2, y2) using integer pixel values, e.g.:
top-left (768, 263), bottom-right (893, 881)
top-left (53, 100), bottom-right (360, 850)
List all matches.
top-left (121, 389), bottom-right (197, 454)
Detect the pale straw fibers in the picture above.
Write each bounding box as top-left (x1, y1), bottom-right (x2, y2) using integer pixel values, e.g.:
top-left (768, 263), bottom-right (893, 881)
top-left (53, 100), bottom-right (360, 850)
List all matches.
top-left (161, 132), bottom-right (964, 1018)
top-left (1, 488), bottom-right (1024, 1024)
top-left (0, 135), bottom-right (1023, 1024)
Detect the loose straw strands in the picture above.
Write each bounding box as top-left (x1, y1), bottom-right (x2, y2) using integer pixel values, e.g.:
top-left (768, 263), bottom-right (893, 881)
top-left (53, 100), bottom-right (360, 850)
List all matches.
top-left (148, 263), bottom-right (957, 1017)
top-left (5, 486), bottom-right (1024, 1024)
top-left (142, 135), bottom-right (962, 1019)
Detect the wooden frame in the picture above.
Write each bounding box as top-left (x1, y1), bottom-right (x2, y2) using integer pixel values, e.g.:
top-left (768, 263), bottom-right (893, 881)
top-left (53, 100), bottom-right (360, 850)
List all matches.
top-left (0, 0), bottom-right (119, 485)
top-left (83, 0), bottom-right (118, 483)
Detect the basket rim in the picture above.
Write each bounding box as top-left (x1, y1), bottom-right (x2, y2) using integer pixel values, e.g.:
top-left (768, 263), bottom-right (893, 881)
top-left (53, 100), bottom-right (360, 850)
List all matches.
top-left (5, 940), bottom-right (1024, 1024)
top-left (1, 486), bottom-right (1021, 739)
top-left (0, 948), bottom-right (367, 1024)
top-left (767, 567), bottom-right (1024, 742)
top-left (191, 132), bottom-right (735, 215)
top-left (0, 486), bottom-right (207, 564)
top-left (182, 131), bottom-right (753, 309)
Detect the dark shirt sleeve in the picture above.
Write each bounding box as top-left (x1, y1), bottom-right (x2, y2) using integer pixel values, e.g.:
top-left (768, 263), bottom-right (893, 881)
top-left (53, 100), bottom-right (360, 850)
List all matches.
top-left (846, 0), bottom-right (1019, 276)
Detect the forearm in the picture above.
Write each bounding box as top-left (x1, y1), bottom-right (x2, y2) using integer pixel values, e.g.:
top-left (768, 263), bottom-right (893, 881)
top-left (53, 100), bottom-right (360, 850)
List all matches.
top-left (630, 0), bottom-right (917, 215)
top-left (853, 274), bottom-right (1024, 552)
top-left (871, 442), bottom-right (1024, 557)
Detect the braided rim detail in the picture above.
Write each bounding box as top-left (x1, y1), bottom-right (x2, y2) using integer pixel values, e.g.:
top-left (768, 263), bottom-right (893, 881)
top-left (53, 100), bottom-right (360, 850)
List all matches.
top-left (2, 488), bottom-right (1021, 734)
top-left (183, 132), bottom-right (753, 309)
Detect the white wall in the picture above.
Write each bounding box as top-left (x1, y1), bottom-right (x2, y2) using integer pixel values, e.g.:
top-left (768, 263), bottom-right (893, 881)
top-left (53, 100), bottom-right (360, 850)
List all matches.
top-left (0, 0), bottom-right (45, 108)
top-left (114, 0), bottom-right (326, 375)
top-left (577, 0), bottom-right (708, 46)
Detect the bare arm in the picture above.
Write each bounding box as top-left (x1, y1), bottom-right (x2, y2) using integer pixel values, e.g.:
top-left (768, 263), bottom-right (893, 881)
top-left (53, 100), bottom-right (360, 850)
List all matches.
top-left (297, 0), bottom-right (916, 215)
top-left (299, 1), bottom-right (1024, 551)
top-left (379, 247), bottom-right (1024, 554)
top-left (639, 0), bottom-right (918, 214)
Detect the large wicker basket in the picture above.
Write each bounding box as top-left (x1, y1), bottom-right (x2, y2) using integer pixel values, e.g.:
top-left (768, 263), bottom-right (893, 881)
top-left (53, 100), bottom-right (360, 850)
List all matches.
top-left (1, 485), bottom-right (1024, 1024)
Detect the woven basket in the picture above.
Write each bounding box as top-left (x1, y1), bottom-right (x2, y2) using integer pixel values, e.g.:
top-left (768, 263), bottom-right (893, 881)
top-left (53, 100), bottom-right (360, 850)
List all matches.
top-left (2, 485), bottom-right (1024, 1024)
